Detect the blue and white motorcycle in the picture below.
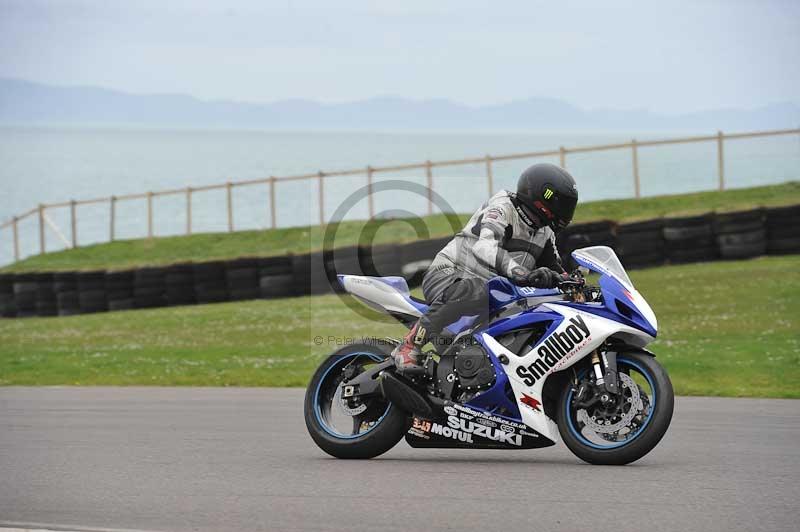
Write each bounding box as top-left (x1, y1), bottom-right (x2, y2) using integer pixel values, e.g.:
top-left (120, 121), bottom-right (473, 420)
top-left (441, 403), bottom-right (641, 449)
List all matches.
top-left (304, 246), bottom-right (674, 465)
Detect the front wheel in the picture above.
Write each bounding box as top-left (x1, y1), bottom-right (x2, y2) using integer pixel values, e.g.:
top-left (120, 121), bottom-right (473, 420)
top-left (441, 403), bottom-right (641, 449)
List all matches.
top-left (557, 352), bottom-right (674, 465)
top-left (304, 342), bottom-right (409, 459)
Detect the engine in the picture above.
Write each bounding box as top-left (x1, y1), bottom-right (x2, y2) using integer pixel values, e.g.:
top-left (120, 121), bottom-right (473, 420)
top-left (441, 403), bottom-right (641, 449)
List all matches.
top-left (434, 342), bottom-right (496, 402)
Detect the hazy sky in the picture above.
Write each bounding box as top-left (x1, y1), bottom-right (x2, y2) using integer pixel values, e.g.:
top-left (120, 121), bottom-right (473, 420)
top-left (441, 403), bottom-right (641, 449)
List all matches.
top-left (1, 0), bottom-right (798, 113)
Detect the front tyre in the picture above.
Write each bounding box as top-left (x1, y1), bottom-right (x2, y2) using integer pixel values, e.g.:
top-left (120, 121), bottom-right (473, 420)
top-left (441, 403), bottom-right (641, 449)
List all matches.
top-left (304, 342), bottom-right (409, 459)
top-left (557, 352), bottom-right (674, 465)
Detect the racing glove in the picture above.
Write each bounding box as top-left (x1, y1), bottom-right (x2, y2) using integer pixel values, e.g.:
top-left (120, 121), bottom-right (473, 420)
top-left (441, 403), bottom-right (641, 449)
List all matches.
top-left (516, 267), bottom-right (564, 288)
top-left (509, 266), bottom-right (532, 286)
top-left (533, 267), bottom-right (566, 288)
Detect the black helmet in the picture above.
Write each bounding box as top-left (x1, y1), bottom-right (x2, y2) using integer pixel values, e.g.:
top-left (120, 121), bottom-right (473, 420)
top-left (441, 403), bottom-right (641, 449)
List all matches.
top-left (515, 163), bottom-right (578, 231)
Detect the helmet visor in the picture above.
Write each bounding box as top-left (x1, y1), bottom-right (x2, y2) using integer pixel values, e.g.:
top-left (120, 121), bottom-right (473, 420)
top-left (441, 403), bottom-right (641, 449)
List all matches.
top-left (549, 192), bottom-right (577, 230)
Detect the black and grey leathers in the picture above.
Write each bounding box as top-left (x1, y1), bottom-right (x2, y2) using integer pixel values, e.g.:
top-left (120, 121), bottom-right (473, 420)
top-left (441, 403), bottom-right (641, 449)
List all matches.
top-left (428, 190), bottom-right (564, 286)
top-left (419, 190), bottom-right (565, 335)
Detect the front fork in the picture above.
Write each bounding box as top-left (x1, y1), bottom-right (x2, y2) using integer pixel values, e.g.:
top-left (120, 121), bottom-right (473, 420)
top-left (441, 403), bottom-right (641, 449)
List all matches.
top-left (575, 348), bottom-right (621, 408)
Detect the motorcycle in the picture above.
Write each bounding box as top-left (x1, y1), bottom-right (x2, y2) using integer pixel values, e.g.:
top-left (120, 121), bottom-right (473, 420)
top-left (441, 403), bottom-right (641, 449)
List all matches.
top-left (304, 246), bottom-right (673, 465)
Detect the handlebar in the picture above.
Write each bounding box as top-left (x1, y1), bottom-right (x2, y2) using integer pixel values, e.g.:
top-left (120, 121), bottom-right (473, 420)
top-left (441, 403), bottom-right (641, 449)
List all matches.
top-left (558, 278), bottom-right (585, 289)
top-left (559, 269), bottom-right (600, 303)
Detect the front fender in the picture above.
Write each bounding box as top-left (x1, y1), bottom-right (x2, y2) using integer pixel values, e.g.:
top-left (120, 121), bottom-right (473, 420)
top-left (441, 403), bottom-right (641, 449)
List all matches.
top-left (607, 343), bottom-right (657, 357)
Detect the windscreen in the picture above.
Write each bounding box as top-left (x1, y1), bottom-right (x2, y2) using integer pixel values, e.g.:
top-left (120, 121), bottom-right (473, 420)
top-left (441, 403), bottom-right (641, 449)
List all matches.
top-left (572, 246), bottom-right (633, 288)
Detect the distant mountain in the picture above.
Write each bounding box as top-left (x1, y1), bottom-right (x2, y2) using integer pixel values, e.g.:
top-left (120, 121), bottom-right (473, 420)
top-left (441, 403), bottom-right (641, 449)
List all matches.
top-left (1, 77), bottom-right (797, 130)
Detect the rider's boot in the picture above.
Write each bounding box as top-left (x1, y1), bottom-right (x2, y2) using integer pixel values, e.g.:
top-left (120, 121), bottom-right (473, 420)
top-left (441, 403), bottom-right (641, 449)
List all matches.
top-left (391, 320), bottom-right (429, 376)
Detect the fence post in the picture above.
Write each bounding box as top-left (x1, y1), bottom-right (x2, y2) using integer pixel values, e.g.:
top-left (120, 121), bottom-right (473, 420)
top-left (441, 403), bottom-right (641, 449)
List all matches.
top-left (717, 130), bottom-right (725, 190)
top-left (11, 216), bottom-right (19, 261)
top-left (146, 191), bottom-right (154, 238)
top-left (269, 177), bottom-right (276, 229)
top-left (559, 146), bottom-right (567, 168)
top-left (485, 155), bottom-right (494, 196)
top-left (186, 187), bottom-right (192, 235)
top-left (70, 199), bottom-right (77, 248)
top-left (631, 139), bottom-right (641, 199)
top-left (366, 166), bottom-right (375, 219)
top-left (425, 160), bottom-right (433, 216)
top-left (318, 171), bottom-right (325, 225)
top-left (226, 182), bottom-right (234, 232)
top-left (109, 196), bottom-right (116, 241)
top-left (38, 204), bottom-right (45, 254)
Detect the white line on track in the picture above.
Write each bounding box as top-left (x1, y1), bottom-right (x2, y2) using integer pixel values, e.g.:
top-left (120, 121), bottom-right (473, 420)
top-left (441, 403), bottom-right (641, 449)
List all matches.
top-left (1, 524), bottom-right (155, 532)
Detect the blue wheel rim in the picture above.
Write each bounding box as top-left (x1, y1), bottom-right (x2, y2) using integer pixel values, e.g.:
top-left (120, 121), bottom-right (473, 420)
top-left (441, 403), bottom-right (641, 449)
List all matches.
top-left (565, 357), bottom-right (656, 450)
top-left (313, 352), bottom-right (391, 439)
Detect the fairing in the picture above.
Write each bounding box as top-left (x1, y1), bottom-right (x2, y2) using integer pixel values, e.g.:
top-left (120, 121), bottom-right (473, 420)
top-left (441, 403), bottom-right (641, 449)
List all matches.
top-left (338, 246), bottom-right (658, 447)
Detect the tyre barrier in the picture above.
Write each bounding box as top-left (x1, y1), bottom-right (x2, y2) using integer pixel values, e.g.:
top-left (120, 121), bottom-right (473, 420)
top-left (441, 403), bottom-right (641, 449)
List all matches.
top-left (35, 272), bottom-right (57, 317)
top-left (78, 270), bottom-right (107, 314)
top-left (134, 267), bottom-right (166, 309)
top-left (54, 272), bottom-right (79, 316)
top-left (13, 273), bottom-right (39, 318)
top-left (766, 204), bottom-right (800, 255)
top-left (617, 219), bottom-right (665, 269)
top-left (107, 270), bottom-right (134, 312)
top-left (165, 263), bottom-right (195, 306)
top-left (663, 214), bottom-right (717, 264)
top-left (226, 258), bottom-right (261, 301)
top-left (193, 261), bottom-right (228, 304)
top-left (259, 256), bottom-right (294, 299)
top-left (713, 209), bottom-right (766, 260)
top-left (1, 205), bottom-right (798, 318)
top-left (0, 274), bottom-right (15, 318)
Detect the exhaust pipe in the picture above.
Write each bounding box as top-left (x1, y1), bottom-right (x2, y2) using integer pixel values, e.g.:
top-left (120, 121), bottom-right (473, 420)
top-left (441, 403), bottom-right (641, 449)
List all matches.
top-left (380, 372), bottom-right (433, 418)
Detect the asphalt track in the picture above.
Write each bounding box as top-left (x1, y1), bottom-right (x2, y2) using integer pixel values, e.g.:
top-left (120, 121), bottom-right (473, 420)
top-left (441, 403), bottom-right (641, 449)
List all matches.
top-left (0, 388), bottom-right (798, 532)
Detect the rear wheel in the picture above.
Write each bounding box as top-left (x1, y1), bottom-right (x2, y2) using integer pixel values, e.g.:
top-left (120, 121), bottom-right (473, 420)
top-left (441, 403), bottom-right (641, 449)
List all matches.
top-left (557, 352), bottom-right (674, 465)
top-left (304, 342), bottom-right (409, 459)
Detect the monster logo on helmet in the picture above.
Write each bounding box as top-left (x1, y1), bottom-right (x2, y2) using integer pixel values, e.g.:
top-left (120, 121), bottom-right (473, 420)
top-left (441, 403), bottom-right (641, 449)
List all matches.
top-left (514, 163), bottom-right (579, 232)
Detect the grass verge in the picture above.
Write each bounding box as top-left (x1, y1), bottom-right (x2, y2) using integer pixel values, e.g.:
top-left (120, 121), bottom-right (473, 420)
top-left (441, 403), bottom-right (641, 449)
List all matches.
top-left (0, 255), bottom-right (798, 397)
top-left (3, 181), bottom-right (798, 273)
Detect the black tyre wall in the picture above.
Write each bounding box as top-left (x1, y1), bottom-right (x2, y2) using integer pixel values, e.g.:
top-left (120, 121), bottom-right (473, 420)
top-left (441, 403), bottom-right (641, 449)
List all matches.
top-left (0, 274), bottom-right (16, 318)
top-left (77, 271), bottom-right (108, 313)
top-left (34, 273), bottom-right (57, 317)
top-left (360, 244), bottom-right (402, 278)
top-left (292, 252), bottom-right (332, 296)
top-left (13, 274), bottom-right (39, 318)
top-left (227, 258), bottom-right (260, 301)
top-left (134, 267), bottom-right (166, 308)
top-left (713, 210), bottom-right (767, 260)
top-left (53, 272), bottom-right (79, 316)
top-left (617, 219), bottom-right (665, 270)
top-left (663, 214), bottom-right (717, 264)
top-left (258, 256), bottom-right (294, 299)
top-left (766, 205), bottom-right (800, 255)
top-left (165, 263), bottom-right (195, 306)
top-left (106, 270), bottom-right (134, 312)
top-left (2, 204), bottom-right (797, 319)
top-left (193, 261), bottom-right (229, 304)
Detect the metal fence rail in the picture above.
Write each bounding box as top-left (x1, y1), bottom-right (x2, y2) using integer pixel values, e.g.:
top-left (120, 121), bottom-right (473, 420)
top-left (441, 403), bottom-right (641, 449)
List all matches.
top-left (1, 127), bottom-right (798, 264)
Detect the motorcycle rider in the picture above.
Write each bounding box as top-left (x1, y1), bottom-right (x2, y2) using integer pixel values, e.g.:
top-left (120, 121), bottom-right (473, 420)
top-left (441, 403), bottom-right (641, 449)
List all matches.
top-left (391, 163), bottom-right (579, 374)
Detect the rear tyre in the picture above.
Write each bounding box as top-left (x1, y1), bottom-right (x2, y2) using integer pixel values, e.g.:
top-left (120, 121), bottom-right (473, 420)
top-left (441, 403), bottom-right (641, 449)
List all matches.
top-left (304, 342), bottom-right (409, 459)
top-left (557, 352), bottom-right (674, 465)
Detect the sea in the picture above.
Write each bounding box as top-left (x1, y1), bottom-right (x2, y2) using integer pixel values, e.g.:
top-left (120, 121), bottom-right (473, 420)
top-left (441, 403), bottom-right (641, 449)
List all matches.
top-left (1, 126), bottom-right (798, 265)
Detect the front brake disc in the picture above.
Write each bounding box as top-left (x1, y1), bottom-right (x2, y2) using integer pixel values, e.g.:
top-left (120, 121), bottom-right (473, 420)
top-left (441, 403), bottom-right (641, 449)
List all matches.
top-left (576, 373), bottom-right (643, 434)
